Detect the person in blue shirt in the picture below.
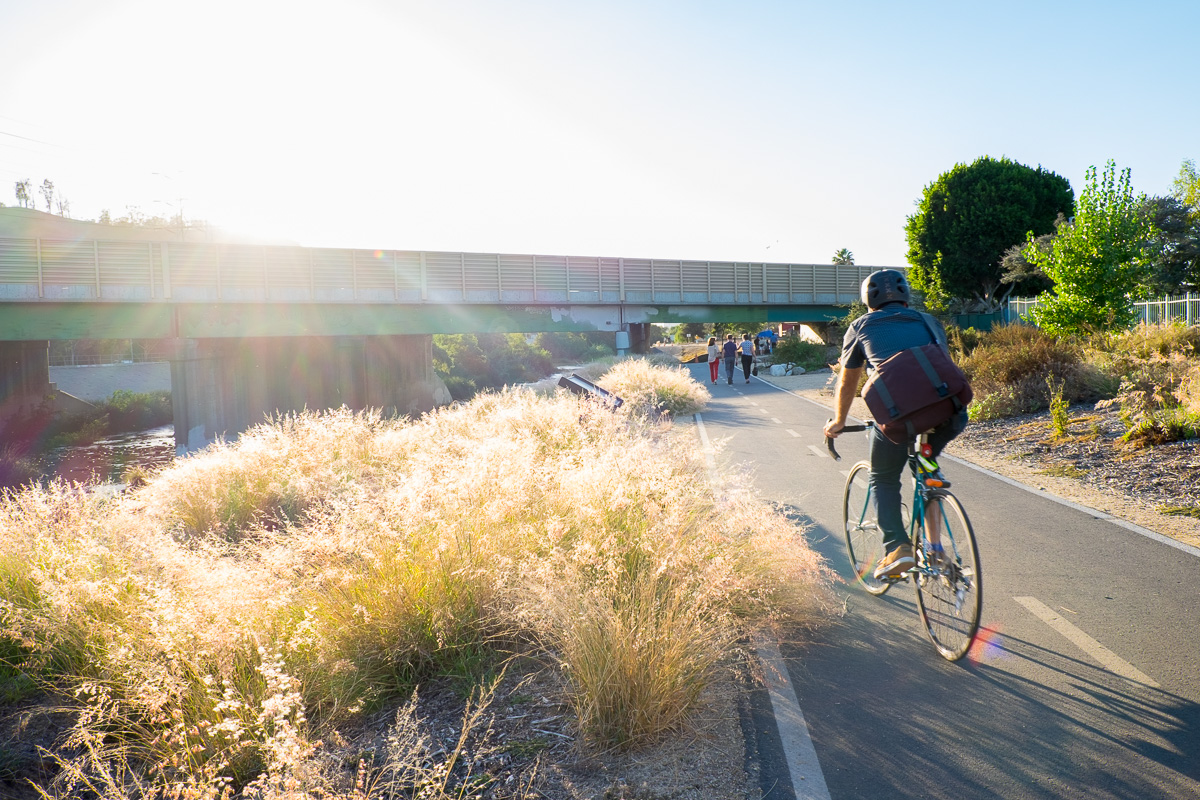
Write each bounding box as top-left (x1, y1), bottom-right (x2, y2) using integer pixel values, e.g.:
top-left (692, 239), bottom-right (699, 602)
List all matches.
top-left (822, 269), bottom-right (969, 579)
top-left (721, 334), bottom-right (738, 385)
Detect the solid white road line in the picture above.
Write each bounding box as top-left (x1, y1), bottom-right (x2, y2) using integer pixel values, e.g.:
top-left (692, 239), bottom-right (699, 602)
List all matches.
top-left (1015, 596), bottom-right (1160, 688)
top-left (755, 632), bottom-right (834, 800)
top-left (695, 413), bottom-right (717, 475)
top-left (696, 413), bottom-right (832, 800)
top-left (942, 454), bottom-right (1200, 559)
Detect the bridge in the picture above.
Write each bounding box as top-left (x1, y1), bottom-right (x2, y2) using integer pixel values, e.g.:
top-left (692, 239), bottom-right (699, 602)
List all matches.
top-left (0, 209), bottom-right (888, 451)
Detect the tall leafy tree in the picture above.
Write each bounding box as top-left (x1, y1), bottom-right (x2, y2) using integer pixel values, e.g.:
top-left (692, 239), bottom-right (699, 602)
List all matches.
top-left (1173, 159), bottom-right (1199, 218)
top-left (1139, 195), bottom-right (1199, 294)
top-left (905, 156), bottom-right (1074, 311)
top-left (832, 248), bottom-right (854, 265)
top-left (39, 179), bottom-right (54, 213)
top-left (1024, 161), bottom-right (1156, 335)
top-left (14, 179), bottom-right (31, 208)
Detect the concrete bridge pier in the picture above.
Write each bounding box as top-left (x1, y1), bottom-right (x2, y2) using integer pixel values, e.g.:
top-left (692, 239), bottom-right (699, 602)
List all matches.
top-left (0, 340), bottom-right (52, 423)
top-left (169, 334), bottom-right (450, 454)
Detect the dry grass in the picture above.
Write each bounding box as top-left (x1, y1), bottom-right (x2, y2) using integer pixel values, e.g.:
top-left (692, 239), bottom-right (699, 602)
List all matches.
top-left (0, 362), bottom-right (832, 798)
top-left (596, 358), bottom-right (711, 419)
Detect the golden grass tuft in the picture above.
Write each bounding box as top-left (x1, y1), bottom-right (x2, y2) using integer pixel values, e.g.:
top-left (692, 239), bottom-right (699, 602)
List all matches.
top-left (596, 356), bottom-right (710, 418)
top-left (0, 362), bottom-right (832, 795)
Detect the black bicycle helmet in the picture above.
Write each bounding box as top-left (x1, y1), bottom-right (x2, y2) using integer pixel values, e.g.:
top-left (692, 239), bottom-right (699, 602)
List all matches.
top-left (860, 269), bottom-right (910, 309)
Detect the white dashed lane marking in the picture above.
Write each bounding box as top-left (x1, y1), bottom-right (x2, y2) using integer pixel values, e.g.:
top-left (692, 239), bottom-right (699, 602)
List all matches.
top-left (1015, 596), bottom-right (1160, 688)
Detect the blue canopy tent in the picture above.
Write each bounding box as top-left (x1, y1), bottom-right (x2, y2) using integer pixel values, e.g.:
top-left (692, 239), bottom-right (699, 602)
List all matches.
top-left (755, 330), bottom-right (778, 342)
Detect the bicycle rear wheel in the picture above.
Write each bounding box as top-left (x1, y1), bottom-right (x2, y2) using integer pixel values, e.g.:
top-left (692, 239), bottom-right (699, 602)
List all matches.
top-left (914, 491), bottom-right (982, 661)
top-left (843, 461), bottom-right (889, 595)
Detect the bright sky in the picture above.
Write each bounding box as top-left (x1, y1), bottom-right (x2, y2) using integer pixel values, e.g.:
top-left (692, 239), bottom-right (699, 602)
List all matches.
top-left (1, 0), bottom-right (1196, 266)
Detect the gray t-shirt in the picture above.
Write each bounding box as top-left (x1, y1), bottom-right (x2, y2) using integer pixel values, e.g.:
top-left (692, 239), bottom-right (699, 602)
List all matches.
top-left (840, 305), bottom-right (948, 370)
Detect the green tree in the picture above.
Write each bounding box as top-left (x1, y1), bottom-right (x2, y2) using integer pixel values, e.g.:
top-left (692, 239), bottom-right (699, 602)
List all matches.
top-left (1173, 159), bottom-right (1199, 218)
top-left (39, 179), bottom-right (54, 213)
top-left (905, 156), bottom-right (1074, 312)
top-left (832, 248), bottom-right (854, 265)
top-left (432, 333), bottom-right (555, 400)
top-left (674, 323), bottom-right (708, 343)
top-left (1024, 161), bottom-right (1156, 335)
top-left (1140, 195), bottom-right (1200, 294)
top-left (711, 321), bottom-right (766, 339)
top-left (14, 179), bottom-right (31, 208)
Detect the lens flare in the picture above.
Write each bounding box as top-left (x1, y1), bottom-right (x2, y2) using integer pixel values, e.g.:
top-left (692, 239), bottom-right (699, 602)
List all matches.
top-left (968, 625), bottom-right (1006, 663)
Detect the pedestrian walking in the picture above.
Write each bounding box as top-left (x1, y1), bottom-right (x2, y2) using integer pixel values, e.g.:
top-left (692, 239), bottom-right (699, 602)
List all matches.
top-left (739, 333), bottom-right (757, 383)
top-left (721, 334), bottom-right (738, 385)
top-left (706, 336), bottom-right (720, 383)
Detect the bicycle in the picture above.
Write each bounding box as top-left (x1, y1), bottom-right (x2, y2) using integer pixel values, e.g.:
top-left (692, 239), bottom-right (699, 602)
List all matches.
top-left (826, 421), bottom-right (982, 661)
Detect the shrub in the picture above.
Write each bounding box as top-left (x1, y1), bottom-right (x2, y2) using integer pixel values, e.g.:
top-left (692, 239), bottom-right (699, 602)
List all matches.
top-left (770, 334), bottom-right (831, 372)
top-left (596, 358), bottom-right (710, 418)
top-left (1087, 324), bottom-right (1200, 446)
top-left (960, 324), bottom-right (1108, 420)
top-left (103, 389), bottom-right (173, 431)
top-left (0, 391), bottom-right (832, 794)
top-left (0, 445), bottom-right (40, 490)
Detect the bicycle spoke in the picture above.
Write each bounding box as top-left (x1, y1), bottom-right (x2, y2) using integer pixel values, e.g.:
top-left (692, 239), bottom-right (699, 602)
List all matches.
top-left (913, 492), bottom-right (982, 661)
top-left (843, 462), bottom-right (889, 595)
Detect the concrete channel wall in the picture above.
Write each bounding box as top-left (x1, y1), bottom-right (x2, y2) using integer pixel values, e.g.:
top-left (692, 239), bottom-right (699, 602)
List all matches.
top-left (49, 361), bottom-right (171, 403)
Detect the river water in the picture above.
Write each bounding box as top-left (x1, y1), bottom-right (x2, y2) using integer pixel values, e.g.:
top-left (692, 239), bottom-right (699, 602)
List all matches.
top-left (48, 424), bottom-right (176, 489)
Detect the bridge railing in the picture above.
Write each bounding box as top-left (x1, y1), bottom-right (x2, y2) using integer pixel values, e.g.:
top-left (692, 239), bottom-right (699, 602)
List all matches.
top-left (0, 236), bottom-right (883, 306)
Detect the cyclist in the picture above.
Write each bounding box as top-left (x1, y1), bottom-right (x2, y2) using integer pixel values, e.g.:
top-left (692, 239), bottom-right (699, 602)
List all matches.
top-left (822, 269), bottom-right (968, 579)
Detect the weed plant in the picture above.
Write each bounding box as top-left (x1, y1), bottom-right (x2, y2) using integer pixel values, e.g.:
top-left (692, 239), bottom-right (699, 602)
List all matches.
top-left (961, 321), bottom-right (1200, 446)
top-left (961, 324), bottom-right (1113, 420)
top-left (0, 364), bottom-right (832, 797)
top-left (1089, 324), bottom-right (1200, 445)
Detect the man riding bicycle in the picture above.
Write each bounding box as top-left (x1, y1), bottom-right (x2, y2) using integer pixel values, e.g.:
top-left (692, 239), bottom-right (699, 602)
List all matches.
top-left (822, 269), bottom-right (969, 579)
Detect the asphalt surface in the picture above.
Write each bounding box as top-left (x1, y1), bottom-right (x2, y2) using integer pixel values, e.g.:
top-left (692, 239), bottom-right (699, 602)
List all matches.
top-left (693, 364), bottom-right (1200, 800)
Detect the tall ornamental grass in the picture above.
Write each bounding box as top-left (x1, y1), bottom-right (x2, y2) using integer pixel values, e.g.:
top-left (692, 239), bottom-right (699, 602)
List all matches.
top-left (0, 365), bottom-right (831, 798)
top-left (596, 357), bottom-right (710, 418)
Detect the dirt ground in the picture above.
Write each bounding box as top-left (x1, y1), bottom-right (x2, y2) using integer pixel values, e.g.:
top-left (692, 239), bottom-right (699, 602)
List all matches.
top-left (756, 370), bottom-right (1200, 550)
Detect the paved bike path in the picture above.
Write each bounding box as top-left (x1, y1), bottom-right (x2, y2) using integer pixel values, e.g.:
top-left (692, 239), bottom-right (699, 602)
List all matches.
top-left (693, 365), bottom-right (1200, 800)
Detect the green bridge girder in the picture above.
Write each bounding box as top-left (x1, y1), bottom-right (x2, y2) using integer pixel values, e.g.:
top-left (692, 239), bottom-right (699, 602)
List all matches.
top-left (0, 302), bottom-right (849, 341)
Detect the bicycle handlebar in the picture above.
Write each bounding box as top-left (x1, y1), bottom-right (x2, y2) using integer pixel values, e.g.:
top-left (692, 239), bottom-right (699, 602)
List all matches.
top-left (824, 420), bottom-right (871, 461)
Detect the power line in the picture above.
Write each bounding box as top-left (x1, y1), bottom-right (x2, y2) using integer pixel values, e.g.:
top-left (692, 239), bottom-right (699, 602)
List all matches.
top-left (0, 129), bottom-right (59, 146)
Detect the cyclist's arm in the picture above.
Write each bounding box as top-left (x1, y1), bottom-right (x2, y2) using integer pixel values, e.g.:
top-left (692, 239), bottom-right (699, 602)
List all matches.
top-left (823, 364), bottom-right (864, 437)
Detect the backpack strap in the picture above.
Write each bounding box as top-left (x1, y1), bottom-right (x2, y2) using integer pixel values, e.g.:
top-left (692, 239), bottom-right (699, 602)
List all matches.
top-left (918, 313), bottom-right (946, 347)
top-left (911, 346), bottom-right (950, 398)
top-left (872, 377), bottom-right (900, 420)
top-left (916, 314), bottom-right (966, 410)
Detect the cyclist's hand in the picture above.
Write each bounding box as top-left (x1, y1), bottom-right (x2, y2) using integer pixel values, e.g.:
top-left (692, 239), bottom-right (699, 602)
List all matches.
top-left (823, 419), bottom-right (845, 439)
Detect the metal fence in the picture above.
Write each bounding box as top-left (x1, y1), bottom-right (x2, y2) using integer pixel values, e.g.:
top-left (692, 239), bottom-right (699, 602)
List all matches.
top-left (1007, 293), bottom-right (1200, 327)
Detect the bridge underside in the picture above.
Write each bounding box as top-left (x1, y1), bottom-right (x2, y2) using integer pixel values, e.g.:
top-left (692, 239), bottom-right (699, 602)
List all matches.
top-left (0, 299), bottom-right (844, 338)
top-left (0, 301), bottom-right (847, 452)
top-left (0, 302), bottom-right (848, 340)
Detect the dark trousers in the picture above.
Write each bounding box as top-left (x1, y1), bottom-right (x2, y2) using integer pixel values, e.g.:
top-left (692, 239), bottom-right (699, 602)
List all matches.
top-left (870, 410), bottom-right (969, 551)
top-left (741, 354), bottom-right (754, 379)
top-left (724, 356), bottom-right (736, 383)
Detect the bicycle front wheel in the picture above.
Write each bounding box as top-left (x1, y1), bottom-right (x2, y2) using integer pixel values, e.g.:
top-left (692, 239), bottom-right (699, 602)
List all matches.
top-left (914, 491), bottom-right (982, 661)
top-left (843, 461), bottom-right (889, 595)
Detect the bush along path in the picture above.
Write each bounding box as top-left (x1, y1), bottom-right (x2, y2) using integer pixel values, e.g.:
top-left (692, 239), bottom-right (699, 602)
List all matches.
top-left (0, 360), bottom-right (834, 799)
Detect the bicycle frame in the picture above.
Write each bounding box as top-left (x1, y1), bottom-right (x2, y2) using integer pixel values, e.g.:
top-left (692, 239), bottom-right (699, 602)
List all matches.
top-left (830, 420), bottom-right (982, 661)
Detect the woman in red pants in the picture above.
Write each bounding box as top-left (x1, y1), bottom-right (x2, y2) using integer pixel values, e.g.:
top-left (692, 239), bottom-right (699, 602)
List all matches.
top-left (706, 336), bottom-right (720, 383)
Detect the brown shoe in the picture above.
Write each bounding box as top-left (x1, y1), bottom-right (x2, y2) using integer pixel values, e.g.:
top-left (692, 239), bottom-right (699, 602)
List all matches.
top-left (874, 544), bottom-right (915, 579)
